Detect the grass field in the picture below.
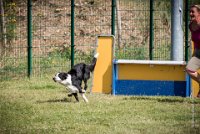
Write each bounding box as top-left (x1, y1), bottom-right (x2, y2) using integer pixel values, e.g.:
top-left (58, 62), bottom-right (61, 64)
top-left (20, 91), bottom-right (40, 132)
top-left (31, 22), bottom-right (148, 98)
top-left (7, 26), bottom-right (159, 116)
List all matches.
top-left (0, 77), bottom-right (200, 134)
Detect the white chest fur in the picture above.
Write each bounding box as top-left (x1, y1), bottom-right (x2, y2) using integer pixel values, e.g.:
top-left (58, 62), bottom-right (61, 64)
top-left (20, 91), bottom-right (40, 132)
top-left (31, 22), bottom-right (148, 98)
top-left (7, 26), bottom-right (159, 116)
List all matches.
top-left (60, 74), bottom-right (79, 93)
top-left (66, 85), bottom-right (79, 93)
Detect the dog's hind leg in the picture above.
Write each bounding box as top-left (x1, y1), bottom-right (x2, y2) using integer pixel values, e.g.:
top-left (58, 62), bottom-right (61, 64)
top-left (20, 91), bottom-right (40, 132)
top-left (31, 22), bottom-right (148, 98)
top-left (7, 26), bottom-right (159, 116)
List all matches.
top-left (73, 82), bottom-right (85, 93)
top-left (71, 77), bottom-right (85, 93)
top-left (83, 79), bottom-right (88, 91)
top-left (83, 70), bottom-right (90, 91)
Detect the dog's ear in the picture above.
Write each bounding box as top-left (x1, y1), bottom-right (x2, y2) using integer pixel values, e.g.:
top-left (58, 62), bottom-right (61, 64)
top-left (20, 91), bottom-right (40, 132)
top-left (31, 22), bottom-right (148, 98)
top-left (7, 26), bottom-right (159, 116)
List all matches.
top-left (58, 73), bottom-right (68, 80)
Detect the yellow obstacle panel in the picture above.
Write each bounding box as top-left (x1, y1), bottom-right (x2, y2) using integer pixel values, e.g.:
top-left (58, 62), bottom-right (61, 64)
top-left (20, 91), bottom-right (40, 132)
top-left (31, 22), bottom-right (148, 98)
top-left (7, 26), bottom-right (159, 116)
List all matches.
top-left (118, 63), bottom-right (186, 81)
top-left (92, 35), bottom-right (114, 94)
top-left (192, 70), bottom-right (200, 97)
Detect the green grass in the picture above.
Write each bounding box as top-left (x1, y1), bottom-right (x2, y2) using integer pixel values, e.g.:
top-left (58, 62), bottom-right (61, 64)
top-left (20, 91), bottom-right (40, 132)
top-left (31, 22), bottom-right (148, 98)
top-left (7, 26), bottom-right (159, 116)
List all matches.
top-left (0, 78), bottom-right (200, 134)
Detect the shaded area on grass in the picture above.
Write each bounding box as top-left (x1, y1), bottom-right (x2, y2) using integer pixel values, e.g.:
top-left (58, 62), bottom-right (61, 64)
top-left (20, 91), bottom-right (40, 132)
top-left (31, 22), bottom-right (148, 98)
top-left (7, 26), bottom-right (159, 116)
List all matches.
top-left (124, 96), bottom-right (200, 104)
top-left (36, 97), bottom-right (72, 103)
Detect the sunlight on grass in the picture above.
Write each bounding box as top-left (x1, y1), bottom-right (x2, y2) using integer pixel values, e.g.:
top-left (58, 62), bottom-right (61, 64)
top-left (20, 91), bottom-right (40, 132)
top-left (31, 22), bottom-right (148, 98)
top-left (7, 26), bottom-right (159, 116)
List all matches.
top-left (0, 78), bottom-right (200, 133)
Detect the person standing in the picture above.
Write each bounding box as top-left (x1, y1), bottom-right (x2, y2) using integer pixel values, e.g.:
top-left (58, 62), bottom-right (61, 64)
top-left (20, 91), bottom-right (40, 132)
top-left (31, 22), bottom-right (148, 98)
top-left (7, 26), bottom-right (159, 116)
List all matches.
top-left (186, 5), bottom-right (200, 97)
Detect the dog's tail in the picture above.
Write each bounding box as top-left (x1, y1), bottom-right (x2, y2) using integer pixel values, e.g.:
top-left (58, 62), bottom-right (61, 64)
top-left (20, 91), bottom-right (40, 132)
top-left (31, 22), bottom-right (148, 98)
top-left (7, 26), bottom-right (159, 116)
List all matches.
top-left (87, 53), bottom-right (99, 72)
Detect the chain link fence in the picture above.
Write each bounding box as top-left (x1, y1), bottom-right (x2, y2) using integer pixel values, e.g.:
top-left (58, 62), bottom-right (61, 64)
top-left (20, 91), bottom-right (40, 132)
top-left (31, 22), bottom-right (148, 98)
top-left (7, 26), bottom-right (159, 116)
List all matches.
top-left (115, 0), bottom-right (150, 60)
top-left (73, 0), bottom-right (112, 63)
top-left (0, 0), bottom-right (198, 80)
top-left (31, 0), bottom-right (71, 77)
top-left (0, 1), bottom-right (27, 80)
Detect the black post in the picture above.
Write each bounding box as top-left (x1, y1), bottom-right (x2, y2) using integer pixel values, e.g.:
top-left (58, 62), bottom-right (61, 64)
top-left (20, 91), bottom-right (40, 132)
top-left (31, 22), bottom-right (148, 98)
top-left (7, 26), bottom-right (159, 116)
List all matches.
top-left (112, 0), bottom-right (116, 35)
top-left (27, 0), bottom-right (32, 77)
top-left (149, 0), bottom-right (154, 60)
top-left (185, 0), bottom-right (189, 62)
top-left (71, 0), bottom-right (75, 68)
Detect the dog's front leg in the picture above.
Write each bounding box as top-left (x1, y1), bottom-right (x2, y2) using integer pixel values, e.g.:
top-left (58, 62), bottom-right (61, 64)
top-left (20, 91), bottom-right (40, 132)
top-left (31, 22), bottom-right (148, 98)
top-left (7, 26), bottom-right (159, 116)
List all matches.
top-left (80, 93), bottom-right (88, 103)
top-left (66, 87), bottom-right (73, 97)
top-left (72, 93), bottom-right (79, 102)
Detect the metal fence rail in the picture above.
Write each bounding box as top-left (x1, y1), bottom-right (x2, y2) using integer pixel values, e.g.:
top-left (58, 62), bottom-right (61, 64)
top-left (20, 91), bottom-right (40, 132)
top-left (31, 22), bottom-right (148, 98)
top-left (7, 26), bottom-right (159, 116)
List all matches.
top-left (0, 0), bottom-right (198, 80)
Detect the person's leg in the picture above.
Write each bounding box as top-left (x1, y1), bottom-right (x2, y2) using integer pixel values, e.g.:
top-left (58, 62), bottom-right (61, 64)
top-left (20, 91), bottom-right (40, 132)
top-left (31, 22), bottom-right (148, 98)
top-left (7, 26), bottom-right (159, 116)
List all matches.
top-left (186, 57), bottom-right (200, 83)
top-left (186, 56), bottom-right (200, 97)
top-left (186, 69), bottom-right (200, 83)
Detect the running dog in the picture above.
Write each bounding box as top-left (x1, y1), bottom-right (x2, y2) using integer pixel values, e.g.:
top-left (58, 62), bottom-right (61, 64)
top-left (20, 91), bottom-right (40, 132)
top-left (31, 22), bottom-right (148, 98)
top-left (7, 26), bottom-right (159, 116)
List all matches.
top-left (53, 53), bottom-right (99, 103)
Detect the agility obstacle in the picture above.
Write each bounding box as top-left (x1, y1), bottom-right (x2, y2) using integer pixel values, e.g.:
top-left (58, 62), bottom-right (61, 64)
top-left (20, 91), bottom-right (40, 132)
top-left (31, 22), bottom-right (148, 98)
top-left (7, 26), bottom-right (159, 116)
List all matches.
top-left (112, 60), bottom-right (188, 97)
top-left (92, 35), bottom-right (199, 97)
top-left (92, 35), bottom-right (114, 94)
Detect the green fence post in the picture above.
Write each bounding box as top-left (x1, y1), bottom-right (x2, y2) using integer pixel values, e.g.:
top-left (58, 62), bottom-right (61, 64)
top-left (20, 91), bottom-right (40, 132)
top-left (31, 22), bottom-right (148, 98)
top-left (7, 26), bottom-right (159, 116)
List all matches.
top-left (185, 0), bottom-right (189, 62)
top-left (71, 0), bottom-right (75, 68)
top-left (185, 0), bottom-right (190, 97)
top-left (27, 0), bottom-right (32, 78)
top-left (149, 0), bottom-right (154, 60)
top-left (112, 0), bottom-right (116, 35)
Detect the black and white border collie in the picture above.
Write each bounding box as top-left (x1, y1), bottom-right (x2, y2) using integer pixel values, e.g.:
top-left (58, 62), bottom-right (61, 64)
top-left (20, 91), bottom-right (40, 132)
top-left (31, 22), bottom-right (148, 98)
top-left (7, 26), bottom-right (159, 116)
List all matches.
top-left (53, 53), bottom-right (99, 103)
